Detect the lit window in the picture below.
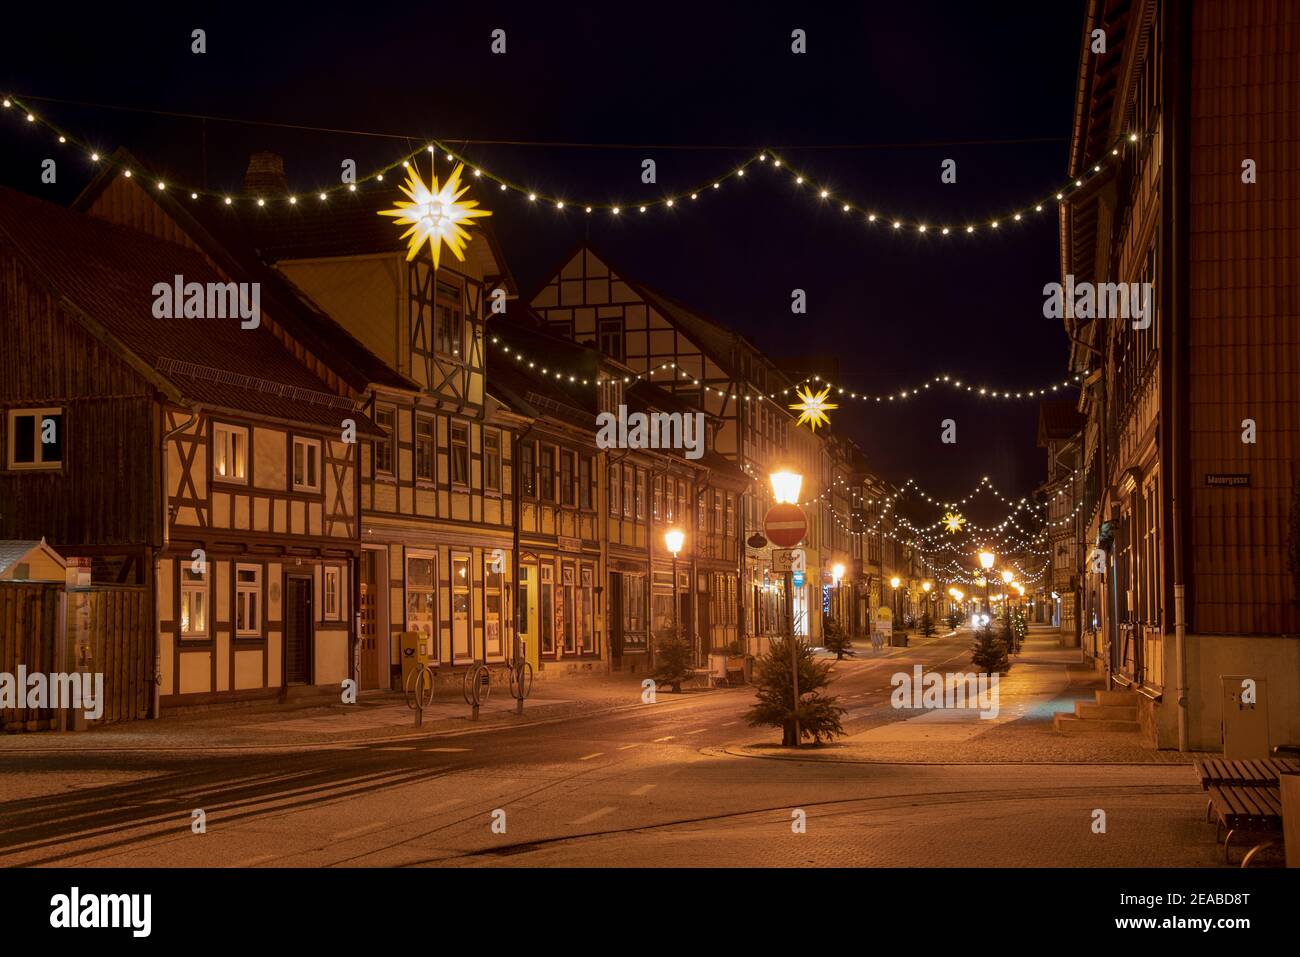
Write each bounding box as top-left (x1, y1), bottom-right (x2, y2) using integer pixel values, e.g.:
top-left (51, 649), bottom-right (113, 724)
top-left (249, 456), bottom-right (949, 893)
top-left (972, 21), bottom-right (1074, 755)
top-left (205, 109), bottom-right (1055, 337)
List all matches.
top-left (484, 429), bottom-right (501, 492)
top-left (180, 565), bottom-right (208, 639)
top-left (451, 423), bottom-right (469, 486)
top-left (292, 436), bottom-right (321, 492)
top-left (323, 565), bottom-right (342, 620)
top-left (415, 416), bottom-right (434, 483)
top-left (213, 423), bottom-right (248, 483)
top-left (374, 407), bottom-right (395, 476)
top-left (235, 564), bottom-right (261, 636)
top-left (6, 408), bottom-right (62, 470)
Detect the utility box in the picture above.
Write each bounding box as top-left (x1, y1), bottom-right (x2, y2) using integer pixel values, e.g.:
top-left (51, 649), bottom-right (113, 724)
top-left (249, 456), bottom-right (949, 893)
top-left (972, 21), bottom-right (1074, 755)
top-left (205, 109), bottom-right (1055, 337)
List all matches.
top-left (399, 631), bottom-right (434, 689)
top-left (1220, 675), bottom-right (1269, 759)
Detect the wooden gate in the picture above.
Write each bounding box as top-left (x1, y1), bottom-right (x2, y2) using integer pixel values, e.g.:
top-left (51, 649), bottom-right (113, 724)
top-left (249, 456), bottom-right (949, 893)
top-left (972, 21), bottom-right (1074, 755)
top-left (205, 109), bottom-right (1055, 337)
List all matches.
top-left (68, 585), bottom-right (151, 724)
top-left (0, 582), bottom-right (61, 730)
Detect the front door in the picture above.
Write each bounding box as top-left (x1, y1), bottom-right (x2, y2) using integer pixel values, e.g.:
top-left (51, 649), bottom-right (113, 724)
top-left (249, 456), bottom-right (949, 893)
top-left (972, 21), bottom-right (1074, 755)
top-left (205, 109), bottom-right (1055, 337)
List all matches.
top-left (359, 550), bottom-right (382, 690)
top-left (695, 575), bottom-right (711, 663)
top-left (285, 576), bottom-right (313, 685)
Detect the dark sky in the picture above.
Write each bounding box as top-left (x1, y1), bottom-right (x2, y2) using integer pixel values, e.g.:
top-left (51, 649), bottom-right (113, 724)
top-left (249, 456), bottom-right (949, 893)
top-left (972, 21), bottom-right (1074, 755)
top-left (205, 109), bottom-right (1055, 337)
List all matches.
top-left (1, 1), bottom-right (1083, 528)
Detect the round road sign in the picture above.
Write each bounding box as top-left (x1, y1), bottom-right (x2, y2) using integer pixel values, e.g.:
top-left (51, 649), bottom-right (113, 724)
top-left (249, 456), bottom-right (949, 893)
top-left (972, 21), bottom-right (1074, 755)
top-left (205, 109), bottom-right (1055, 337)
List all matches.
top-left (764, 504), bottom-right (807, 548)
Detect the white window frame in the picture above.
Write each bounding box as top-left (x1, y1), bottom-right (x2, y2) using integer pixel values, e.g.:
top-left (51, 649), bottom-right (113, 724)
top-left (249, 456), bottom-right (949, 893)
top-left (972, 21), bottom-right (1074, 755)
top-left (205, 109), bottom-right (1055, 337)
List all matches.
top-left (323, 565), bottom-right (342, 621)
top-left (292, 436), bottom-right (322, 492)
top-left (180, 563), bottom-right (209, 640)
top-left (6, 407), bottom-right (63, 471)
top-left (235, 563), bottom-right (262, 637)
top-left (213, 422), bottom-right (248, 484)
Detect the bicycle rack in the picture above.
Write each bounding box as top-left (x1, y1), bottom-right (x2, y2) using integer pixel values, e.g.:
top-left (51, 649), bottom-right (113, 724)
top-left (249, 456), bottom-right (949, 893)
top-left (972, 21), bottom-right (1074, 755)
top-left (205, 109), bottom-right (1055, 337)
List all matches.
top-left (463, 662), bottom-right (492, 720)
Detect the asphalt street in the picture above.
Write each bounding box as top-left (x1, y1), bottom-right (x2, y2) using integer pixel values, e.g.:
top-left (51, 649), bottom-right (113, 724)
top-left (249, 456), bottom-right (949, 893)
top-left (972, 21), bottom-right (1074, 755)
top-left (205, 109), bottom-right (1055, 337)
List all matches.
top-left (0, 629), bottom-right (1220, 867)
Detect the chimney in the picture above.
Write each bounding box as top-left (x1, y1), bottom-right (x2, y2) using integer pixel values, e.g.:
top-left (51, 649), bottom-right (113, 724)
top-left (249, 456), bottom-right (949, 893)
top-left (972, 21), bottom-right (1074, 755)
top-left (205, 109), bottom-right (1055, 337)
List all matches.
top-left (243, 152), bottom-right (289, 195)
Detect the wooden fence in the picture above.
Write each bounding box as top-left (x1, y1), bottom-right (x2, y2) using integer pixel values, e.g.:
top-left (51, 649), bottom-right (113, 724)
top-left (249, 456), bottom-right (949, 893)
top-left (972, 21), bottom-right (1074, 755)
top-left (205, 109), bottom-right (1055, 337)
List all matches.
top-left (0, 581), bottom-right (151, 730)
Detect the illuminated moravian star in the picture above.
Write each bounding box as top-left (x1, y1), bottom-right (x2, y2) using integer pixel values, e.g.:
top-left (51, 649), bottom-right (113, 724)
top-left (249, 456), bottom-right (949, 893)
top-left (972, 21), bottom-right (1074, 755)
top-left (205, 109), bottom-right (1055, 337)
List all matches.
top-left (789, 385), bottom-right (837, 431)
top-left (943, 511), bottom-right (967, 534)
top-left (379, 162), bottom-right (491, 266)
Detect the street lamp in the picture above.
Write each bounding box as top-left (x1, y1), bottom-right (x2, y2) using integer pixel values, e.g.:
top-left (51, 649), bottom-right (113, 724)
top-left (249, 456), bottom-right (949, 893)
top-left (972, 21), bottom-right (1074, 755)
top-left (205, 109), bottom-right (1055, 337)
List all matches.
top-left (890, 575), bottom-right (901, 621)
top-left (978, 550), bottom-right (995, 613)
top-left (769, 468), bottom-right (805, 747)
top-left (664, 528), bottom-right (684, 643)
top-left (831, 562), bottom-right (845, 626)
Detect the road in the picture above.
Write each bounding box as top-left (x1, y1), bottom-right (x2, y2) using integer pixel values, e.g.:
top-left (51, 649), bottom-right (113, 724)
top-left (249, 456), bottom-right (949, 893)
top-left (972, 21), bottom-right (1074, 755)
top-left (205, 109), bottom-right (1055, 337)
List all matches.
top-left (0, 629), bottom-right (1219, 867)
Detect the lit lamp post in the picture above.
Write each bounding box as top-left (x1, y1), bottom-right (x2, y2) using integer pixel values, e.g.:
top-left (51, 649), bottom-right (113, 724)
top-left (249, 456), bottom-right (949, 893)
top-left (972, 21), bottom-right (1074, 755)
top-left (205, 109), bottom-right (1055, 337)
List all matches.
top-left (922, 580), bottom-right (932, 629)
top-left (890, 575), bottom-right (901, 622)
top-left (1000, 570), bottom-right (1014, 619)
top-left (769, 469), bottom-right (804, 747)
top-left (664, 528), bottom-right (685, 642)
top-left (978, 550), bottom-right (996, 614)
top-left (831, 562), bottom-right (845, 625)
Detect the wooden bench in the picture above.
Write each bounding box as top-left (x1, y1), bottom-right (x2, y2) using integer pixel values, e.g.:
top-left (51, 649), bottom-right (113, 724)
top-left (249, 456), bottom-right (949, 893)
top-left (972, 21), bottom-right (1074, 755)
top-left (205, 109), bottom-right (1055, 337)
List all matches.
top-left (1193, 757), bottom-right (1300, 790)
top-left (1205, 783), bottom-right (1283, 866)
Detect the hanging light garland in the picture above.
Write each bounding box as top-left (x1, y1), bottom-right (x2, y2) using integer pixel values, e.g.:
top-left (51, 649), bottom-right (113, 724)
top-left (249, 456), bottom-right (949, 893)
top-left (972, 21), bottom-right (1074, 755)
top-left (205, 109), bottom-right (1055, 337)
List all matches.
top-left (4, 93), bottom-right (1145, 239)
top-left (789, 371), bottom-right (1088, 404)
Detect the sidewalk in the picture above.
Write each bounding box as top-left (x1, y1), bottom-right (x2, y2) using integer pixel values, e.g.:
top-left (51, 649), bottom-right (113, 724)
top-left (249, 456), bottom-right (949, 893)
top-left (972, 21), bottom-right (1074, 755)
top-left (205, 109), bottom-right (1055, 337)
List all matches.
top-left (733, 625), bottom-right (1206, 766)
top-left (0, 671), bottom-right (724, 752)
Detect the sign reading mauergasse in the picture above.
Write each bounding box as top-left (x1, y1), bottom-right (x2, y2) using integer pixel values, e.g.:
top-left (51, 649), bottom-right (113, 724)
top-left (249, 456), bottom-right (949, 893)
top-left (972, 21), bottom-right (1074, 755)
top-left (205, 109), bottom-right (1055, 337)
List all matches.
top-left (1205, 473), bottom-right (1250, 487)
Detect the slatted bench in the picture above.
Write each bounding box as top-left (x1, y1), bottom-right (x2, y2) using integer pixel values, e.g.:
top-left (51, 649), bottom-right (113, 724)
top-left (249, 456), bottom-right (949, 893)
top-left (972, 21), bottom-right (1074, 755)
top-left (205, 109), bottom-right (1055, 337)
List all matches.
top-left (1205, 783), bottom-right (1283, 865)
top-left (1193, 757), bottom-right (1300, 790)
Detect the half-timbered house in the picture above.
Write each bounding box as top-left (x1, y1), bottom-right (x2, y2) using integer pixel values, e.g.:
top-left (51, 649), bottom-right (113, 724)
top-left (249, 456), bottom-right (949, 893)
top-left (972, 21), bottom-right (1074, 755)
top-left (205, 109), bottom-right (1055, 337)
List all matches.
top-left (0, 184), bottom-right (385, 712)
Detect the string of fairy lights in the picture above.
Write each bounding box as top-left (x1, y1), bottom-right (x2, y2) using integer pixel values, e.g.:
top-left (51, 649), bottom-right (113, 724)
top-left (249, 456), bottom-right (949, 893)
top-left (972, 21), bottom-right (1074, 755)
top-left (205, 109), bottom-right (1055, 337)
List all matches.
top-left (791, 370), bottom-right (1090, 404)
top-left (3, 92), bottom-right (1147, 241)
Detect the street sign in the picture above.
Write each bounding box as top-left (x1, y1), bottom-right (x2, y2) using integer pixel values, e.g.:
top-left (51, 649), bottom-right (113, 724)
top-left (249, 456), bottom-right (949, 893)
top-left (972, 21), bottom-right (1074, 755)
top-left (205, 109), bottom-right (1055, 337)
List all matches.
top-left (764, 504), bottom-right (807, 548)
top-left (772, 548), bottom-right (806, 572)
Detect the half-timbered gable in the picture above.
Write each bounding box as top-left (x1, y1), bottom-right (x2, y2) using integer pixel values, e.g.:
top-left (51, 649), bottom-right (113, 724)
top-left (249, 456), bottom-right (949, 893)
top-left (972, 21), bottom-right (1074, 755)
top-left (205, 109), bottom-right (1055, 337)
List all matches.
top-left (0, 184), bottom-right (383, 711)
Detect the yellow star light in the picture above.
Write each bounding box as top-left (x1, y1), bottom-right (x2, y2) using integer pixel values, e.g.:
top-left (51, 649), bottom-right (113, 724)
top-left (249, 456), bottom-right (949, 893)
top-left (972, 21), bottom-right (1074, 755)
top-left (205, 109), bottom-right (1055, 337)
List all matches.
top-left (789, 385), bottom-right (837, 431)
top-left (379, 162), bottom-right (491, 266)
top-left (943, 511), bottom-right (967, 534)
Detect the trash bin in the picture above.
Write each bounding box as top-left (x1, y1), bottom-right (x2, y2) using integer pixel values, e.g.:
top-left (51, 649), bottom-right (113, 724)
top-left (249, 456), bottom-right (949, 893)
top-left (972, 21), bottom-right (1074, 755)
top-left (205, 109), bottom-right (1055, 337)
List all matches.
top-left (891, 631), bottom-right (909, 648)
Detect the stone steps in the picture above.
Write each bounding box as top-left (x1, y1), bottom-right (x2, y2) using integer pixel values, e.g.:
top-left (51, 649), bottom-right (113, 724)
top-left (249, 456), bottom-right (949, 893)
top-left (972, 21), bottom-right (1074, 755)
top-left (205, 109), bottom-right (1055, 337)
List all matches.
top-left (1053, 688), bottom-right (1141, 734)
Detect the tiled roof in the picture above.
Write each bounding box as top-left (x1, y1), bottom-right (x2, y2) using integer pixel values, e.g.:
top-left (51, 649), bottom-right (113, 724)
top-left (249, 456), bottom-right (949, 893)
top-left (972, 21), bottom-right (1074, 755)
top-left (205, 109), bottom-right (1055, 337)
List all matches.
top-left (0, 186), bottom-right (380, 434)
top-left (0, 541), bottom-right (45, 576)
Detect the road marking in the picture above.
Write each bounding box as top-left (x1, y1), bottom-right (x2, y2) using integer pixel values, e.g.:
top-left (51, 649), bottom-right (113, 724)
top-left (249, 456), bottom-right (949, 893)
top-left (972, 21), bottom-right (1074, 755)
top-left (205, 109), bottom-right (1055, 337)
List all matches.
top-left (578, 752), bottom-right (604, 761)
top-left (720, 721), bottom-right (737, 726)
top-left (234, 854), bottom-right (275, 867)
top-left (428, 798), bottom-right (464, 812)
top-left (653, 735), bottom-right (675, 742)
top-left (377, 745), bottom-right (417, 751)
top-left (629, 784), bottom-right (656, 796)
top-left (424, 747), bottom-right (471, 752)
top-left (571, 806), bottom-right (617, 825)
top-left (685, 728), bottom-right (707, 735)
top-left (618, 743), bottom-right (641, 750)
top-left (331, 821), bottom-right (387, 840)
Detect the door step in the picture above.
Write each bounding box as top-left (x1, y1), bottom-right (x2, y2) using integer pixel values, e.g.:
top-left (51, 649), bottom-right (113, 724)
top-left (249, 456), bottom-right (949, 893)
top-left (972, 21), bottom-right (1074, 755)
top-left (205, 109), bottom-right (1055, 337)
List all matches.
top-left (1053, 688), bottom-right (1141, 733)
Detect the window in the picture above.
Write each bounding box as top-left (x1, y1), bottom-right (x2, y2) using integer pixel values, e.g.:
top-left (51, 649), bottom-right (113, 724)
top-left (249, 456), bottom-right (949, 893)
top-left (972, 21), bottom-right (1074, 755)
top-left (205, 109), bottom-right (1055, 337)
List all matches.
top-left (451, 554), bottom-right (471, 659)
top-left (415, 416), bottom-right (435, 483)
top-left (677, 481), bottom-right (688, 529)
top-left (598, 319), bottom-right (624, 361)
top-left (665, 478), bottom-right (674, 522)
top-left (374, 407), bottom-right (395, 476)
top-left (725, 494), bottom-right (735, 536)
top-left (405, 554), bottom-right (437, 652)
top-left (540, 563), bottom-right (555, 655)
top-left (323, 565), bottom-right (342, 621)
top-left (435, 279), bottom-right (463, 357)
top-left (213, 423), bottom-right (247, 483)
top-left (484, 430), bottom-right (501, 492)
top-left (578, 455), bottom-right (592, 509)
top-left (485, 556), bottom-right (503, 658)
top-left (636, 469), bottom-right (646, 520)
top-left (580, 565), bottom-right (595, 653)
top-left (292, 436), bottom-right (321, 492)
top-left (539, 444), bottom-right (556, 502)
top-left (622, 573), bottom-right (646, 638)
top-left (623, 465), bottom-right (634, 519)
top-left (653, 474), bottom-right (663, 521)
top-left (561, 450), bottom-right (576, 506)
top-left (7, 408), bottom-right (62, 470)
top-left (451, 423), bottom-right (469, 486)
top-left (609, 462), bottom-right (621, 516)
top-left (521, 441), bottom-right (535, 497)
top-left (180, 564), bottom-right (208, 639)
top-left (715, 490), bottom-right (724, 536)
top-left (562, 564), bottom-right (577, 654)
top-left (235, 564), bottom-right (261, 636)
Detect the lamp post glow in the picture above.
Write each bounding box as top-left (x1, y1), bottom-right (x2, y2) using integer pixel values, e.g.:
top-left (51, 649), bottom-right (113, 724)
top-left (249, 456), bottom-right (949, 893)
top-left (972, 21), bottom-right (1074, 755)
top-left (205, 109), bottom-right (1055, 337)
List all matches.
top-left (769, 468), bottom-right (804, 747)
top-left (831, 562), bottom-right (845, 627)
top-left (665, 529), bottom-right (685, 646)
top-left (978, 550), bottom-right (995, 613)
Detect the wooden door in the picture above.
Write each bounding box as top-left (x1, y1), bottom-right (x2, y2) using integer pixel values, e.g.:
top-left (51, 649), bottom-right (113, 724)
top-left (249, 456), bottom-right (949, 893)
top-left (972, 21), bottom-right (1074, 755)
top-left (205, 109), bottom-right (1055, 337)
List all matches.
top-left (359, 551), bottom-right (380, 690)
top-left (285, 576), bottom-right (313, 685)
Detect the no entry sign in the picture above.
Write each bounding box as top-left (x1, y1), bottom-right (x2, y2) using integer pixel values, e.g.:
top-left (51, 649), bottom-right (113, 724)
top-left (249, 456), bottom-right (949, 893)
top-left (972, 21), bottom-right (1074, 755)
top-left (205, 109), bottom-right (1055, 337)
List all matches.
top-left (764, 504), bottom-right (807, 548)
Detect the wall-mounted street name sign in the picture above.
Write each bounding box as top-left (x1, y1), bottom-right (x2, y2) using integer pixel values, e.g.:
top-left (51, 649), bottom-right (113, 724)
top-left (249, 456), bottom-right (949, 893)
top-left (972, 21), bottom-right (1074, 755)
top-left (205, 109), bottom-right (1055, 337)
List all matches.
top-left (1205, 473), bottom-right (1250, 487)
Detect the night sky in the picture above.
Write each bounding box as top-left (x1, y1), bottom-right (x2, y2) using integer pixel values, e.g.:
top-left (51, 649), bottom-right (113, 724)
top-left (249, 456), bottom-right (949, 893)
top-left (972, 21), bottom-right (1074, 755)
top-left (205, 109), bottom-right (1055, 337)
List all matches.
top-left (1, 1), bottom-right (1083, 528)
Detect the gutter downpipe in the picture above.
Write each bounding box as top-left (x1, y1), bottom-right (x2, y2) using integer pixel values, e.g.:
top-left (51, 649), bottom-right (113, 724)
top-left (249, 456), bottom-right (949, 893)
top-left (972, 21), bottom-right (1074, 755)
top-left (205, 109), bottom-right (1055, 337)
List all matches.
top-left (153, 403), bottom-right (199, 719)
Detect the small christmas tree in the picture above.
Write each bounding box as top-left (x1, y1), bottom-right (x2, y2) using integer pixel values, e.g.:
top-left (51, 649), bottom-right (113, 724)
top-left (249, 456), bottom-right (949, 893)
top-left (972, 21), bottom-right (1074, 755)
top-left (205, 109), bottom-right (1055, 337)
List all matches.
top-left (652, 629), bottom-right (695, 693)
top-left (746, 636), bottom-right (846, 745)
top-left (920, 610), bottom-right (936, 636)
top-left (971, 624), bottom-right (1010, 673)
top-left (822, 615), bottom-right (853, 659)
